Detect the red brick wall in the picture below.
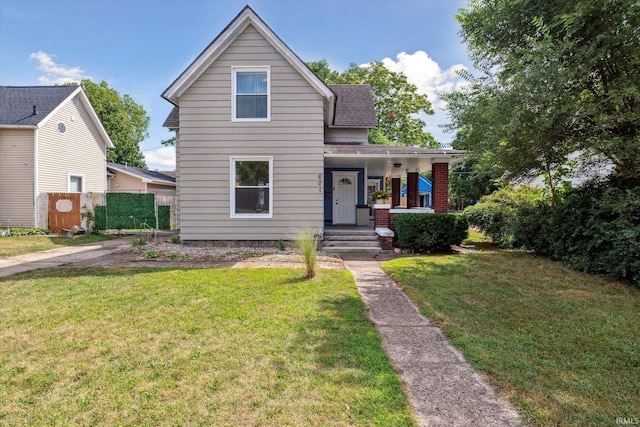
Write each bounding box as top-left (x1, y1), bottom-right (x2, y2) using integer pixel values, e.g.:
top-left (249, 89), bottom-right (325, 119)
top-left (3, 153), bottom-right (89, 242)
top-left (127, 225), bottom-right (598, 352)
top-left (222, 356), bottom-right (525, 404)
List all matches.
top-left (432, 163), bottom-right (449, 213)
top-left (374, 206), bottom-right (390, 228)
top-left (378, 235), bottom-right (393, 250)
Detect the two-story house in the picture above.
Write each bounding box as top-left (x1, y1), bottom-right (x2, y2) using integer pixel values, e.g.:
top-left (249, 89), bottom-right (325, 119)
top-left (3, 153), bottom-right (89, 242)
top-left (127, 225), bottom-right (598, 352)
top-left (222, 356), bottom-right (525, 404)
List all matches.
top-left (162, 5), bottom-right (462, 241)
top-left (0, 85), bottom-right (113, 228)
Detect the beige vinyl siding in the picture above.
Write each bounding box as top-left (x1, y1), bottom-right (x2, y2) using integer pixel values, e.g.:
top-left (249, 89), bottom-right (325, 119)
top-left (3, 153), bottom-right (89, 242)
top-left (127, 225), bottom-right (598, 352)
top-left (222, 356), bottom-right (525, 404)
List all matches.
top-left (109, 171), bottom-right (145, 192)
top-left (178, 24), bottom-right (325, 240)
top-left (109, 170), bottom-right (175, 192)
top-left (0, 128), bottom-right (35, 227)
top-left (37, 95), bottom-right (108, 194)
top-left (325, 127), bottom-right (369, 144)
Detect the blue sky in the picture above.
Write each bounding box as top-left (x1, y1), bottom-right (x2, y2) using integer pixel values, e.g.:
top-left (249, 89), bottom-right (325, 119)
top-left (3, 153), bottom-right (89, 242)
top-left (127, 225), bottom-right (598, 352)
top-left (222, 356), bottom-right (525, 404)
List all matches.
top-left (0, 0), bottom-right (472, 170)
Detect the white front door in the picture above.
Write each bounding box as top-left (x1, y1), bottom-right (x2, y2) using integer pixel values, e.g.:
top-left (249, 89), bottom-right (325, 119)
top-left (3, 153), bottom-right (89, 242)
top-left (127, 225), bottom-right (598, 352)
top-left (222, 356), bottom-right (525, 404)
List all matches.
top-left (333, 172), bottom-right (358, 225)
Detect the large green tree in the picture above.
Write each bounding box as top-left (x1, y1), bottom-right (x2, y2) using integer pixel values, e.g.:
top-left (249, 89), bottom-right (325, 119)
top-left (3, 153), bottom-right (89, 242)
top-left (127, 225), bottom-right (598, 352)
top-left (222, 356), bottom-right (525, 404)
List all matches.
top-left (307, 60), bottom-right (437, 147)
top-left (80, 79), bottom-right (149, 168)
top-left (446, 0), bottom-right (640, 194)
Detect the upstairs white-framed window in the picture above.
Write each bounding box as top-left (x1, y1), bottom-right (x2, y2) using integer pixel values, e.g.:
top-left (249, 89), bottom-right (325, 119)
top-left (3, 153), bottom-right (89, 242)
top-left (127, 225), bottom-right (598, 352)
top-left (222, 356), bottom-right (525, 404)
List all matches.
top-left (232, 66), bottom-right (270, 121)
top-left (68, 173), bottom-right (84, 192)
top-left (230, 156), bottom-right (273, 218)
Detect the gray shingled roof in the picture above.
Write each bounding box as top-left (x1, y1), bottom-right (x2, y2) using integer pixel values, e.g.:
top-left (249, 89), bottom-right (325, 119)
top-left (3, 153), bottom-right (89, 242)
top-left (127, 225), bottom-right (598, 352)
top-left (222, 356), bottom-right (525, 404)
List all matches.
top-left (324, 144), bottom-right (465, 156)
top-left (107, 162), bottom-right (176, 185)
top-left (163, 106), bottom-right (179, 128)
top-left (328, 84), bottom-right (378, 128)
top-left (0, 86), bottom-right (79, 126)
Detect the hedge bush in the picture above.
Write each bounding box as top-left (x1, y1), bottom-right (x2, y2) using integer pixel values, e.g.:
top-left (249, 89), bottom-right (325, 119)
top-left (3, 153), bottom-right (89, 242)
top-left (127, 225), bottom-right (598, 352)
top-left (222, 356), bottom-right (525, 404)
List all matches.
top-left (393, 214), bottom-right (468, 252)
top-left (7, 227), bottom-right (49, 236)
top-left (512, 182), bottom-right (640, 286)
top-left (462, 185), bottom-right (543, 248)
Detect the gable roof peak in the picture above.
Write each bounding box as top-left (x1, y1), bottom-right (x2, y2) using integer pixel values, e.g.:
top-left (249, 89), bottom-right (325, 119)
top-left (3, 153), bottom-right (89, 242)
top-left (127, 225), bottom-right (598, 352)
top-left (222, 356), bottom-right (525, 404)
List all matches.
top-left (162, 5), bottom-right (334, 106)
top-left (0, 85), bottom-right (114, 148)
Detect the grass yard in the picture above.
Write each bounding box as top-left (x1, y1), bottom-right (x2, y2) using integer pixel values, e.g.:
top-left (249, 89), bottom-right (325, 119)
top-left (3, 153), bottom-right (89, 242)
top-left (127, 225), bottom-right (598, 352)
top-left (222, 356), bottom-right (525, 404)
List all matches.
top-left (0, 235), bottom-right (114, 259)
top-left (382, 247), bottom-right (640, 426)
top-left (0, 267), bottom-right (414, 426)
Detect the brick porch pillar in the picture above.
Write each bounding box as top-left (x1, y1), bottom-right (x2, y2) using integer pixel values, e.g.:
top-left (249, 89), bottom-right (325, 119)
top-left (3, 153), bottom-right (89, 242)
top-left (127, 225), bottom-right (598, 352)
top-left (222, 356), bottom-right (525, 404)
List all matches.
top-left (432, 163), bottom-right (449, 213)
top-left (374, 204), bottom-right (390, 228)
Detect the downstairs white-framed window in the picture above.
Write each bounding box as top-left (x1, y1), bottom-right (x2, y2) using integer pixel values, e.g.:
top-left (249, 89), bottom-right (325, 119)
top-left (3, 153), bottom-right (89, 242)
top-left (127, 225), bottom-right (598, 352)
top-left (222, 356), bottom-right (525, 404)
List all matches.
top-left (230, 156), bottom-right (273, 218)
top-left (68, 173), bottom-right (84, 192)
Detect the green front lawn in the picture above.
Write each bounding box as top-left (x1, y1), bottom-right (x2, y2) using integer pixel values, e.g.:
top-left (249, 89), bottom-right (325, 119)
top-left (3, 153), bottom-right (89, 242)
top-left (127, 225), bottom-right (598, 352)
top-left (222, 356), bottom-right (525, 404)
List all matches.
top-left (0, 268), bottom-right (414, 426)
top-left (382, 249), bottom-right (640, 426)
top-left (0, 235), bottom-right (114, 259)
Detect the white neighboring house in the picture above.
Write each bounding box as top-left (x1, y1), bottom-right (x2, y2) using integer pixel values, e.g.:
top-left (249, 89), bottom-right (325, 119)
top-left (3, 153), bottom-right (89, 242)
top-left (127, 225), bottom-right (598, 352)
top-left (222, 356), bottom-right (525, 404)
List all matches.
top-left (0, 85), bottom-right (114, 228)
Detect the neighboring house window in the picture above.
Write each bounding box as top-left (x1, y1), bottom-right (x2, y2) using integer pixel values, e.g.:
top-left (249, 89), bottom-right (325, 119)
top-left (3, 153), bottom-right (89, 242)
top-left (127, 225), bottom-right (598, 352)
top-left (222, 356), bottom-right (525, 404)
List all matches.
top-left (68, 174), bottom-right (84, 192)
top-left (57, 122), bottom-right (67, 134)
top-left (230, 157), bottom-right (272, 218)
top-left (232, 66), bottom-right (270, 121)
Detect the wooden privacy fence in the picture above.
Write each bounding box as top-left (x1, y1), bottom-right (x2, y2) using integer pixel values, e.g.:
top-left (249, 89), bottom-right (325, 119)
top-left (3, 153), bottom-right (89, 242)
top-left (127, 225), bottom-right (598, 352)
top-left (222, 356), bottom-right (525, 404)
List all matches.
top-left (48, 193), bottom-right (81, 232)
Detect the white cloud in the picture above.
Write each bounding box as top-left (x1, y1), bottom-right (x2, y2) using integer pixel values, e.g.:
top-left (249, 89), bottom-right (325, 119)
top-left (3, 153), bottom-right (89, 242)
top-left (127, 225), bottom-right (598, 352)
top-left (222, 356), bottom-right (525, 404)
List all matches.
top-left (144, 146), bottom-right (176, 171)
top-left (380, 51), bottom-right (466, 110)
top-left (29, 51), bottom-right (90, 84)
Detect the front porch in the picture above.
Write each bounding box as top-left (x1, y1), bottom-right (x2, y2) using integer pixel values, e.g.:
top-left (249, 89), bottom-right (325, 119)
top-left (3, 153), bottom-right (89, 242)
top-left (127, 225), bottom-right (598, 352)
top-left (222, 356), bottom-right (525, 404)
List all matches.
top-left (323, 143), bottom-right (464, 226)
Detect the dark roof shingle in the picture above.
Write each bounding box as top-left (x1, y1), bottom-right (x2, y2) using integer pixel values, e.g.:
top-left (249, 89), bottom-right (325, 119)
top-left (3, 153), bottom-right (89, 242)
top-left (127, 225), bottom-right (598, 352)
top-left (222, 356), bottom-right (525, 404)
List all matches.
top-left (0, 86), bottom-right (78, 126)
top-left (161, 85), bottom-right (377, 129)
top-left (163, 106), bottom-right (179, 128)
top-left (328, 84), bottom-right (377, 128)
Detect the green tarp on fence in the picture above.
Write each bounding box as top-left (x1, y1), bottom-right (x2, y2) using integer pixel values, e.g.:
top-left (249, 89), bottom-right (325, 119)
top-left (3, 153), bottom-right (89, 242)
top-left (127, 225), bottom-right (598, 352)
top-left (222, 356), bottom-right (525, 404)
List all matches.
top-left (94, 193), bottom-right (170, 230)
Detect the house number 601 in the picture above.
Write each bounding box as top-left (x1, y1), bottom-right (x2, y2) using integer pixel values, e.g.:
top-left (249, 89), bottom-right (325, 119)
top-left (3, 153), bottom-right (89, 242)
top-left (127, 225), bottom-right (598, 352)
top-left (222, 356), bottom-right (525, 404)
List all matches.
top-left (318, 174), bottom-right (323, 193)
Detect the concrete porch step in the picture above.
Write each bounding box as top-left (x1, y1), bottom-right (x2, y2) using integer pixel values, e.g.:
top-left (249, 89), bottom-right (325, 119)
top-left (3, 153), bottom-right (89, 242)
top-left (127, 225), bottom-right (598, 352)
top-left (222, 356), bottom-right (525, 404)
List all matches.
top-left (323, 240), bottom-right (380, 248)
top-left (323, 228), bottom-right (381, 253)
top-left (323, 234), bottom-right (378, 241)
top-left (323, 229), bottom-right (376, 236)
top-left (322, 245), bottom-right (381, 253)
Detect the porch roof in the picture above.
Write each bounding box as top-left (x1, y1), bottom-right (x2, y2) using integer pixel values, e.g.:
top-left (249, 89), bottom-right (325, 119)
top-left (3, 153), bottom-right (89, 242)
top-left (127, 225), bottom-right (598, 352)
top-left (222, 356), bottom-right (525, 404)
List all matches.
top-left (324, 143), bottom-right (465, 175)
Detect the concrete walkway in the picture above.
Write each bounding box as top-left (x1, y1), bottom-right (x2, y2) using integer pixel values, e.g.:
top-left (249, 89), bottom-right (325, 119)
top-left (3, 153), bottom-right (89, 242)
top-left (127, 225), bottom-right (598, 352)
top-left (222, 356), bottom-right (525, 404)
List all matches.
top-left (0, 237), bottom-right (133, 278)
top-left (341, 253), bottom-right (521, 427)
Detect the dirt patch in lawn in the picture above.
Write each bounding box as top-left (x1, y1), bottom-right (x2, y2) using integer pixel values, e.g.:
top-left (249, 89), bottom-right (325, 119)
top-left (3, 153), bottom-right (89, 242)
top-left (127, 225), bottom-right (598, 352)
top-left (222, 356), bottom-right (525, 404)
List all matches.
top-left (67, 238), bottom-right (345, 270)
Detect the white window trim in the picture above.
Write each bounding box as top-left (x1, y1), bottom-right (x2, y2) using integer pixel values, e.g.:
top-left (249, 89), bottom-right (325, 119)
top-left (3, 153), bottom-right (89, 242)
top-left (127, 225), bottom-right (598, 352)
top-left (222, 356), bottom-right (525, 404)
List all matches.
top-left (68, 173), bottom-right (85, 193)
top-left (231, 66), bottom-right (271, 122)
top-left (230, 156), bottom-right (273, 218)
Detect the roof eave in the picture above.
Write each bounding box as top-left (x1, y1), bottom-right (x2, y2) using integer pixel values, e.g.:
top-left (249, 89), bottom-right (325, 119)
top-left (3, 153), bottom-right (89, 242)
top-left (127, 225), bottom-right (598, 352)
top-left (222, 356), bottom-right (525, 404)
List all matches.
top-left (108, 164), bottom-right (176, 185)
top-left (77, 88), bottom-right (115, 149)
top-left (0, 124), bottom-right (37, 129)
top-left (326, 124), bottom-right (377, 129)
top-left (324, 152), bottom-right (464, 159)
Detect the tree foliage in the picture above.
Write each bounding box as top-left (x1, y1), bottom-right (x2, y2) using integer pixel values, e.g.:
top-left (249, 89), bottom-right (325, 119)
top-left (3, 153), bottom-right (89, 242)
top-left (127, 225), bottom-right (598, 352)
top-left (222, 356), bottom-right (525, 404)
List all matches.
top-left (161, 129), bottom-right (176, 147)
top-left (446, 0), bottom-right (640, 191)
top-left (449, 154), bottom-right (503, 209)
top-left (80, 79), bottom-right (149, 168)
top-left (307, 60), bottom-right (437, 147)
